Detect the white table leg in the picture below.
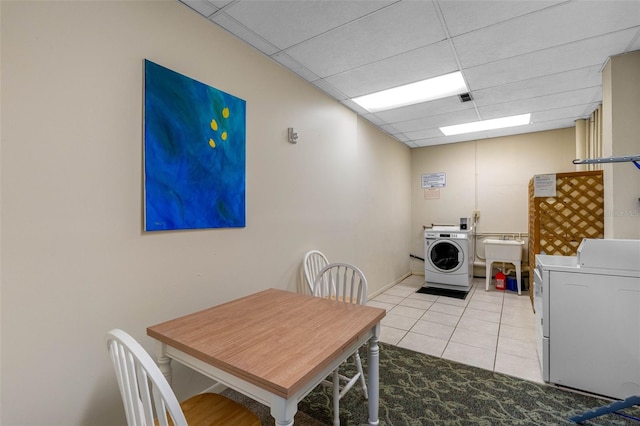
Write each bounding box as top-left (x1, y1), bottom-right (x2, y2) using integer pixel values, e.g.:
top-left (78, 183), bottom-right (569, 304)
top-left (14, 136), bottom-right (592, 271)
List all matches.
top-left (367, 324), bottom-right (380, 426)
top-left (516, 262), bottom-right (522, 295)
top-left (155, 342), bottom-right (173, 386)
top-left (333, 369), bottom-right (340, 426)
top-left (270, 396), bottom-right (297, 426)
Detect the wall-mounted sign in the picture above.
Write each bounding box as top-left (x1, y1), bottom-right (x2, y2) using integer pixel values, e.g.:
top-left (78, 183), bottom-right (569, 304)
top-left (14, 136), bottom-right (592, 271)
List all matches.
top-left (424, 188), bottom-right (440, 200)
top-left (534, 173), bottom-right (557, 197)
top-left (421, 172), bottom-right (446, 188)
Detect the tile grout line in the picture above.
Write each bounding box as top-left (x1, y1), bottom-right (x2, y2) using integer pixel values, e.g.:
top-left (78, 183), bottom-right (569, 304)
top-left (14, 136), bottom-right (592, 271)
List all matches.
top-left (441, 287), bottom-right (471, 359)
top-left (493, 292), bottom-right (506, 372)
top-left (379, 278), bottom-right (542, 382)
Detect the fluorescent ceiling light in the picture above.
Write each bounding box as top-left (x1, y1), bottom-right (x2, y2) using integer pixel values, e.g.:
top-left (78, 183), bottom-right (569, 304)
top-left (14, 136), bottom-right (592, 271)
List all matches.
top-left (440, 113), bottom-right (531, 136)
top-left (352, 72), bottom-right (468, 112)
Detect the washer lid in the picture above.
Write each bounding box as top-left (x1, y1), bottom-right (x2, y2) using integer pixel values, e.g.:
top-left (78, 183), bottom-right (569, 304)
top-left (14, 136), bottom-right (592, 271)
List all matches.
top-left (578, 239), bottom-right (640, 271)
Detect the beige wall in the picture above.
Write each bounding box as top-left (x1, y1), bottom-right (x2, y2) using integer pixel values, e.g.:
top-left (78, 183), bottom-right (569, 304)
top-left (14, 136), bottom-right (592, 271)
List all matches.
top-left (409, 128), bottom-right (576, 272)
top-left (602, 51), bottom-right (640, 238)
top-left (0, 2), bottom-right (411, 424)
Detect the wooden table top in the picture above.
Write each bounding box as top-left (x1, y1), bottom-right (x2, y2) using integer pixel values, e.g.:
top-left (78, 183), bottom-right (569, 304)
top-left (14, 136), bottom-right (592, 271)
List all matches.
top-left (147, 288), bottom-right (386, 398)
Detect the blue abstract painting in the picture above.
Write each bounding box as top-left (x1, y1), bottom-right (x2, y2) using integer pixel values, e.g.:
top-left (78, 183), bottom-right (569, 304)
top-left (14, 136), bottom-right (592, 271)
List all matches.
top-left (144, 60), bottom-right (246, 231)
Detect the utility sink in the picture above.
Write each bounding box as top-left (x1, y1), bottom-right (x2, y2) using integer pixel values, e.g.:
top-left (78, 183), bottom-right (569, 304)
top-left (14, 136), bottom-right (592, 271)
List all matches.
top-left (483, 239), bottom-right (524, 262)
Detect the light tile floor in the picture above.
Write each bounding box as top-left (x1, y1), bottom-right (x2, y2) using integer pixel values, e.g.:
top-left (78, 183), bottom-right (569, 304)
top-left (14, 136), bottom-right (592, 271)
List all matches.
top-left (371, 274), bottom-right (543, 384)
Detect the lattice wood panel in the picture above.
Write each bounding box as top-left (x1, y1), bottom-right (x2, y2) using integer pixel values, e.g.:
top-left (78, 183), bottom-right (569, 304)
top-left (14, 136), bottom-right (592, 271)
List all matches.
top-left (528, 171), bottom-right (604, 302)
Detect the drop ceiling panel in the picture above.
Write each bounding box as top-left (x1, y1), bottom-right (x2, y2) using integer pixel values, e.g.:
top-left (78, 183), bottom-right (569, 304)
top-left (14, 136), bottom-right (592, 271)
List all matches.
top-left (178, 0), bottom-right (640, 148)
top-left (471, 66), bottom-right (602, 106)
top-left (532, 104), bottom-right (594, 123)
top-left (180, 0), bottom-right (221, 17)
top-left (453, 0), bottom-right (640, 68)
top-left (390, 108), bottom-right (480, 133)
top-left (210, 1), bottom-right (233, 8)
top-left (402, 128), bottom-right (449, 141)
top-left (272, 52), bottom-right (322, 82)
top-left (374, 96), bottom-right (475, 124)
top-left (210, 13), bottom-right (280, 55)
top-left (312, 79), bottom-right (348, 101)
top-left (412, 132), bottom-right (482, 147)
top-left (363, 114), bottom-right (391, 127)
top-left (323, 40), bottom-right (459, 98)
top-left (477, 87), bottom-right (600, 119)
top-left (485, 126), bottom-right (538, 140)
top-left (221, 1), bottom-right (394, 50)
top-left (284, 1), bottom-right (447, 78)
top-left (379, 122), bottom-right (403, 134)
top-left (438, 0), bottom-right (565, 37)
top-left (465, 28), bottom-right (639, 90)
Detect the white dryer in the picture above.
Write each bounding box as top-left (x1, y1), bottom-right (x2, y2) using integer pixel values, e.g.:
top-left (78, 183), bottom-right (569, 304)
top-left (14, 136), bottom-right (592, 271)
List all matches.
top-left (424, 227), bottom-right (474, 291)
top-left (534, 238), bottom-right (640, 399)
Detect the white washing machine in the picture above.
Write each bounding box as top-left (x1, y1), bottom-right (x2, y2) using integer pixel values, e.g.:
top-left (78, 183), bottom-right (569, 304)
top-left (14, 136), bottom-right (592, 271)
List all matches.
top-left (424, 226), bottom-right (474, 291)
top-left (534, 238), bottom-right (640, 399)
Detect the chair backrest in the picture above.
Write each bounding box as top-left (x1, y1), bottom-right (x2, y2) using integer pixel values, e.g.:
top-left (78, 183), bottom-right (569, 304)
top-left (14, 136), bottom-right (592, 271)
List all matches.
top-left (303, 250), bottom-right (329, 294)
top-left (106, 329), bottom-right (186, 426)
top-left (313, 262), bottom-right (368, 305)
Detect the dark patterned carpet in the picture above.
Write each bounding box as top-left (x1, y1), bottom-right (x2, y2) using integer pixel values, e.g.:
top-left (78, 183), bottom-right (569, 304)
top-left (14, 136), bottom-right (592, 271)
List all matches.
top-left (224, 342), bottom-right (640, 425)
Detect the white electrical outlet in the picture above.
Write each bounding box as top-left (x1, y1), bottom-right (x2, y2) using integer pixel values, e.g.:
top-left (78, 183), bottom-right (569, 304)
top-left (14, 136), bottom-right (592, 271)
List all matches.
top-left (473, 210), bottom-right (480, 219)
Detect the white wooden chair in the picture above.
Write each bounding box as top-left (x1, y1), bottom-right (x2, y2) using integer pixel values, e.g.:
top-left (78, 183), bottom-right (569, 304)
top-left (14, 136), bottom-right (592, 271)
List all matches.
top-left (313, 262), bottom-right (369, 426)
top-left (303, 249), bottom-right (329, 294)
top-left (106, 329), bottom-right (260, 426)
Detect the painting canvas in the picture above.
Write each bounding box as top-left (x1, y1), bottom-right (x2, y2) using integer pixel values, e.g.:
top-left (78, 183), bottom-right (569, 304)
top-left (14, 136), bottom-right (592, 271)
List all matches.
top-left (144, 59), bottom-right (246, 231)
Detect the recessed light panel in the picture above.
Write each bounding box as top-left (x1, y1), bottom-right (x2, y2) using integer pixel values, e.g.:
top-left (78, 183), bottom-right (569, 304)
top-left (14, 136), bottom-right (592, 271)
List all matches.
top-left (352, 72), bottom-right (468, 112)
top-left (440, 113), bottom-right (531, 136)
